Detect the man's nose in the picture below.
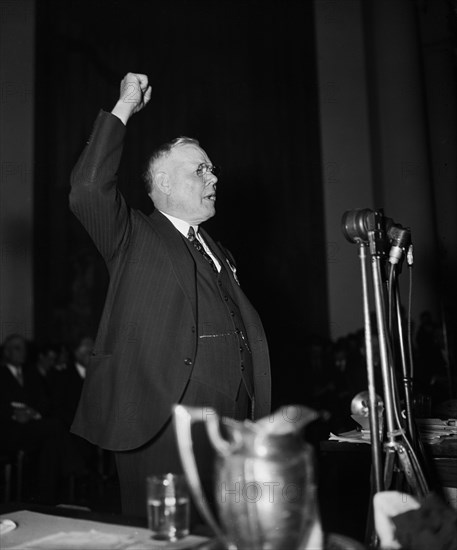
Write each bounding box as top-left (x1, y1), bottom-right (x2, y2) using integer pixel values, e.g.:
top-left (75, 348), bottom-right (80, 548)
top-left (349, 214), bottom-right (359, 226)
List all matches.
top-left (204, 173), bottom-right (217, 186)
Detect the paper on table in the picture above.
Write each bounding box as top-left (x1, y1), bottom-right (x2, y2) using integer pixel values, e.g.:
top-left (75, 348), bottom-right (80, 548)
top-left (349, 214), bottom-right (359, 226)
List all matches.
top-left (0, 519), bottom-right (17, 536)
top-left (416, 418), bottom-right (457, 443)
top-left (415, 418), bottom-right (456, 431)
top-left (328, 430), bottom-right (371, 444)
top-left (329, 419), bottom-right (457, 445)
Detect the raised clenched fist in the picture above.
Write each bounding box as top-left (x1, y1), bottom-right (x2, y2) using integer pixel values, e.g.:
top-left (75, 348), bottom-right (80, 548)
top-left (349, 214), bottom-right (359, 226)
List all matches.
top-left (112, 72), bottom-right (152, 124)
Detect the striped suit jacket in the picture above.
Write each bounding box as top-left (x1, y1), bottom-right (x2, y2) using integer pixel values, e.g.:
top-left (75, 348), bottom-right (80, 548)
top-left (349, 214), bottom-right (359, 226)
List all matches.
top-left (69, 111), bottom-right (271, 451)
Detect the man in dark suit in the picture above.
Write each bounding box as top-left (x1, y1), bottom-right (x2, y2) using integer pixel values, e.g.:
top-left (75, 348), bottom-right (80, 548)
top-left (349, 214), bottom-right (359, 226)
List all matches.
top-left (49, 337), bottom-right (97, 478)
top-left (70, 73), bottom-right (271, 518)
top-left (0, 334), bottom-right (64, 503)
top-left (51, 337), bottom-right (94, 429)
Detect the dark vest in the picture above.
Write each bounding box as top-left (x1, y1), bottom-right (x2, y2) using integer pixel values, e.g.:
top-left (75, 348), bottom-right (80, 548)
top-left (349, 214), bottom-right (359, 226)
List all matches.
top-left (183, 236), bottom-right (255, 412)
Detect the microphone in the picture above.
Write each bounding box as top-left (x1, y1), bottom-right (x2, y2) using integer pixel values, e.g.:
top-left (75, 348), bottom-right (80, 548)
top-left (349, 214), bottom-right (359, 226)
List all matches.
top-left (388, 224), bottom-right (411, 265)
top-left (341, 209), bottom-right (411, 264)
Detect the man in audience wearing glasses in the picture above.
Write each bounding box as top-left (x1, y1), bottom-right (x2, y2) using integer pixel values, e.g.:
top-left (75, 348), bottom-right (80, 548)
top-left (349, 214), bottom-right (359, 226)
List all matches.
top-left (69, 73), bottom-right (271, 518)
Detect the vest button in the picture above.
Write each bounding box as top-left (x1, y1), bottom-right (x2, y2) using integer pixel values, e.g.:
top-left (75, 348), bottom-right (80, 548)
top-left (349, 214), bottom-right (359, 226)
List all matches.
top-left (184, 358), bottom-right (193, 366)
top-left (230, 311), bottom-right (235, 317)
top-left (240, 364), bottom-right (245, 371)
top-left (191, 326), bottom-right (196, 333)
top-left (239, 346), bottom-right (243, 353)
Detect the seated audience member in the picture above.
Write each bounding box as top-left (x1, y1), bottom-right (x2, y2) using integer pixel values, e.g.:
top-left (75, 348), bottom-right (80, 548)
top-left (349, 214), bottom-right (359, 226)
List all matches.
top-left (50, 337), bottom-right (94, 427)
top-left (34, 342), bottom-right (59, 379)
top-left (314, 334), bottom-right (368, 432)
top-left (0, 333), bottom-right (64, 503)
top-left (29, 342), bottom-right (60, 404)
top-left (48, 337), bottom-right (97, 478)
top-left (55, 342), bottom-right (71, 371)
top-left (415, 311), bottom-right (450, 404)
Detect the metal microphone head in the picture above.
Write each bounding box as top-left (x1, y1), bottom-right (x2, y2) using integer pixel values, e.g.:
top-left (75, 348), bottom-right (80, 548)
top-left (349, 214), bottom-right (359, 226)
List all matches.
top-left (388, 224), bottom-right (411, 265)
top-left (341, 209), bottom-right (374, 244)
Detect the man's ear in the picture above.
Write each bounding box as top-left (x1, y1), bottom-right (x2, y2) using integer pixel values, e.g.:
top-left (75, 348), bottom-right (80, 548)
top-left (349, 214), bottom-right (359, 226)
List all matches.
top-left (154, 171), bottom-right (171, 195)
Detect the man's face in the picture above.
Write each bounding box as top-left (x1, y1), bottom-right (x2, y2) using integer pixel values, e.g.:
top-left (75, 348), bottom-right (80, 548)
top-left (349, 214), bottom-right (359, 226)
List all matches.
top-left (3, 336), bottom-right (27, 367)
top-left (74, 337), bottom-right (94, 368)
top-left (39, 349), bottom-right (58, 373)
top-left (164, 144), bottom-right (218, 225)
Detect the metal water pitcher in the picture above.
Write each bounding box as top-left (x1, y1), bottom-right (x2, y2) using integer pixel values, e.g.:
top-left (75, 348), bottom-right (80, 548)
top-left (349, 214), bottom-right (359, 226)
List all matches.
top-left (173, 404), bottom-right (319, 550)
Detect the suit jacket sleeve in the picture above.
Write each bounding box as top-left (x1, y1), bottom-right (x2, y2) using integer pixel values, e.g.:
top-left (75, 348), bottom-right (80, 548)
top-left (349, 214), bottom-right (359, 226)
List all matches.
top-left (69, 110), bottom-right (131, 263)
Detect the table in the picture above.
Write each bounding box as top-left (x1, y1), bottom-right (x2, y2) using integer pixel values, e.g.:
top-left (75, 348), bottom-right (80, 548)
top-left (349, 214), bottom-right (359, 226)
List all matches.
top-left (0, 508), bottom-right (211, 549)
top-left (423, 437), bottom-right (457, 489)
top-left (319, 434), bottom-right (457, 530)
top-left (320, 435), bottom-right (457, 488)
top-left (0, 505), bottom-right (366, 549)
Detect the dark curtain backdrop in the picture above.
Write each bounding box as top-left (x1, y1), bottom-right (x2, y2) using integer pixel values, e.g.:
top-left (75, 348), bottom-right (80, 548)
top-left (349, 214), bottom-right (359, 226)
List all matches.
top-left (34, 0), bottom-right (328, 407)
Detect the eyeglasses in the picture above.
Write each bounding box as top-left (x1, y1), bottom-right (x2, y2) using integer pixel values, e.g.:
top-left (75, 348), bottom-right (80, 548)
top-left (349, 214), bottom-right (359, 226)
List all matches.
top-left (195, 162), bottom-right (220, 180)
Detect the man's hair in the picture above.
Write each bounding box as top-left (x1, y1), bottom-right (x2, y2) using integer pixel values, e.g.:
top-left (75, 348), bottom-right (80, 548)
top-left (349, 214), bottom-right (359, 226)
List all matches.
top-left (2, 333), bottom-right (26, 348)
top-left (143, 136), bottom-right (200, 194)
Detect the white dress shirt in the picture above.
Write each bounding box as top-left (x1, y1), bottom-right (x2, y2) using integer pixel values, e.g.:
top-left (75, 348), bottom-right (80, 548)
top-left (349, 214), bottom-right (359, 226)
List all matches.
top-left (160, 211), bottom-right (221, 272)
top-left (6, 363), bottom-right (24, 385)
top-left (75, 362), bottom-right (87, 379)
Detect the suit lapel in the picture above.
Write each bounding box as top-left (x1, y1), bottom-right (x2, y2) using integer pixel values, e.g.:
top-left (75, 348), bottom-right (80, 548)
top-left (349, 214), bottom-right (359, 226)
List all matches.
top-left (147, 210), bottom-right (197, 321)
top-left (201, 228), bottom-right (258, 327)
top-left (199, 228), bottom-right (237, 282)
top-left (201, 229), bottom-right (269, 375)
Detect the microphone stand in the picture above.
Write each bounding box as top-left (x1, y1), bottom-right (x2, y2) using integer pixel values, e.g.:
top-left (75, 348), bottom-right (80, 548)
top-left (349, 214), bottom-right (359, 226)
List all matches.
top-left (358, 242), bottom-right (383, 494)
top-left (367, 226), bottom-right (429, 497)
top-left (393, 271), bottom-right (416, 445)
top-left (343, 209), bottom-right (430, 548)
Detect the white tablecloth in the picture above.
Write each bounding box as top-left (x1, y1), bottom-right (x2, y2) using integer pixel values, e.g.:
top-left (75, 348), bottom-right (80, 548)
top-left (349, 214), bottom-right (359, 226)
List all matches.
top-left (0, 510), bottom-right (210, 549)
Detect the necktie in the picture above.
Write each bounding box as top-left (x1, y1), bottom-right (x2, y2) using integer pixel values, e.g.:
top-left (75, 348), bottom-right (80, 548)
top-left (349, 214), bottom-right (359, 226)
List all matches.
top-left (187, 227), bottom-right (218, 273)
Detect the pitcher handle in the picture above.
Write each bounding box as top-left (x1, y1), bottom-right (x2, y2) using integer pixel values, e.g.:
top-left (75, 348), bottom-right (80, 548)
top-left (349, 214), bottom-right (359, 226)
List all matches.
top-left (173, 405), bottom-right (231, 547)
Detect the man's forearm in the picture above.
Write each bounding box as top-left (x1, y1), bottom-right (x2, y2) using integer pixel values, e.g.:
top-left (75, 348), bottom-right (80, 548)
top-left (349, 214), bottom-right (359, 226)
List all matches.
top-left (70, 110), bottom-right (126, 196)
top-left (69, 110), bottom-right (130, 262)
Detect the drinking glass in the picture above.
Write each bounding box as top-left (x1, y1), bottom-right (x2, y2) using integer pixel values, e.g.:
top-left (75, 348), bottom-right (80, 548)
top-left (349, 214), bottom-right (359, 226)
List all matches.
top-left (146, 473), bottom-right (190, 540)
